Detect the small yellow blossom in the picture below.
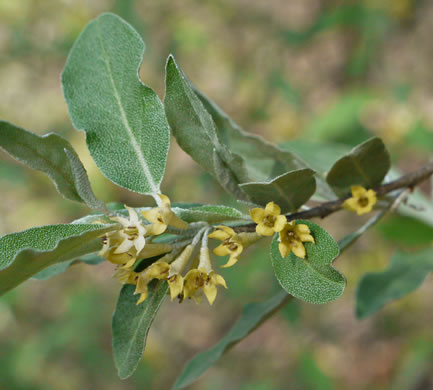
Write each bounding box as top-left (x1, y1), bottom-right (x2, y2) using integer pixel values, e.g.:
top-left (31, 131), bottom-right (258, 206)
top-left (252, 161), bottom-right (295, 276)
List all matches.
top-left (141, 194), bottom-right (188, 235)
top-left (343, 186), bottom-right (377, 216)
top-left (250, 202), bottom-right (287, 236)
top-left (134, 261), bottom-right (171, 304)
top-left (183, 247), bottom-right (227, 305)
top-left (278, 221), bottom-right (315, 259)
top-left (209, 226), bottom-right (243, 268)
top-left (166, 244), bottom-right (195, 300)
top-left (111, 206), bottom-right (148, 254)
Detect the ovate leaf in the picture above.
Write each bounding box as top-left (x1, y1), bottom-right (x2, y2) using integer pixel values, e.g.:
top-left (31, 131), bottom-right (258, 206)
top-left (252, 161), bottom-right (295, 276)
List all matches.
top-left (62, 13), bottom-right (170, 195)
top-left (0, 120), bottom-right (85, 203)
top-left (172, 290), bottom-right (290, 390)
top-left (0, 223), bottom-right (116, 295)
top-left (112, 281), bottom-right (169, 379)
top-left (356, 249), bottom-right (433, 318)
top-left (326, 137), bottom-right (391, 196)
top-left (270, 220), bottom-right (345, 304)
top-left (164, 55), bottom-right (248, 200)
top-left (240, 169), bottom-right (316, 213)
top-left (172, 204), bottom-right (248, 224)
top-left (64, 149), bottom-right (107, 211)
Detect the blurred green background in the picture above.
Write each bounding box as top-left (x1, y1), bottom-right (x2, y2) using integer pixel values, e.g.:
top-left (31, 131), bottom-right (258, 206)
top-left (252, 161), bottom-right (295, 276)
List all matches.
top-left (1, 0), bottom-right (433, 389)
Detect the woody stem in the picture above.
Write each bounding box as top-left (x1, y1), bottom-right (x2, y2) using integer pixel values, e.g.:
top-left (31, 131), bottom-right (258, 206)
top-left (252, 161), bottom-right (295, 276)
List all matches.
top-left (234, 161), bottom-right (433, 233)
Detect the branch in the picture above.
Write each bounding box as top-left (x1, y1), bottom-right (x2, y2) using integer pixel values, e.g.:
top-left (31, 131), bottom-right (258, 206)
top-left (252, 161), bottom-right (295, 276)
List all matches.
top-left (235, 161), bottom-right (433, 233)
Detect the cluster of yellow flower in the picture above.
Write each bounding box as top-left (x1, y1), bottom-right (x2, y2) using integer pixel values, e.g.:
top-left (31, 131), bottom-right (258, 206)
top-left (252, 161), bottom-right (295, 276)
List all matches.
top-left (100, 194), bottom-right (259, 305)
top-left (100, 186), bottom-right (377, 306)
top-left (250, 202), bottom-right (315, 259)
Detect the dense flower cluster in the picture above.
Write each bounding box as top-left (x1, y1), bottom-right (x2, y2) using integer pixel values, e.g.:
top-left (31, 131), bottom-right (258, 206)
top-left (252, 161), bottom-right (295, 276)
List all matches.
top-left (100, 197), bottom-right (317, 305)
top-left (100, 195), bottom-right (257, 305)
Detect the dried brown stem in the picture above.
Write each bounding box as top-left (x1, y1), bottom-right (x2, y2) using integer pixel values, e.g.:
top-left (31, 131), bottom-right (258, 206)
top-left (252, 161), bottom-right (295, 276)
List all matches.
top-left (234, 161), bottom-right (433, 233)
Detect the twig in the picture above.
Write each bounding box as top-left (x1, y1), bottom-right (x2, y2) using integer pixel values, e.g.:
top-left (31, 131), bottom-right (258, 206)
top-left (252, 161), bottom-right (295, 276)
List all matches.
top-left (234, 161), bottom-right (433, 233)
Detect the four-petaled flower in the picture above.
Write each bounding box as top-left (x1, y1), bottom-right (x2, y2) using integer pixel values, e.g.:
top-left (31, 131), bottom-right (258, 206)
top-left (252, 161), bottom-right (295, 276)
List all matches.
top-left (343, 186), bottom-right (377, 216)
top-left (278, 221), bottom-right (314, 259)
top-left (111, 206), bottom-right (148, 254)
top-left (183, 247), bottom-right (227, 304)
top-left (141, 194), bottom-right (188, 234)
top-left (250, 201), bottom-right (287, 236)
top-left (209, 226), bottom-right (243, 268)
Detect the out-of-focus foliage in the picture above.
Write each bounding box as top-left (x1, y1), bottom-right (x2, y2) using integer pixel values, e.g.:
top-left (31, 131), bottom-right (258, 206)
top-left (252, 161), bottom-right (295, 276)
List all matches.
top-left (1, 0), bottom-right (432, 389)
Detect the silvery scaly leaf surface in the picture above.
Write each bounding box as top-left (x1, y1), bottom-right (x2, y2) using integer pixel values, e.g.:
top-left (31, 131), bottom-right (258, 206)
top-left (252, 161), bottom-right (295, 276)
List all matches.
top-left (112, 281), bottom-right (169, 379)
top-left (271, 220), bottom-right (345, 304)
top-left (164, 55), bottom-right (249, 201)
top-left (0, 223), bottom-right (117, 295)
top-left (0, 120), bottom-right (87, 203)
top-left (62, 13), bottom-right (170, 195)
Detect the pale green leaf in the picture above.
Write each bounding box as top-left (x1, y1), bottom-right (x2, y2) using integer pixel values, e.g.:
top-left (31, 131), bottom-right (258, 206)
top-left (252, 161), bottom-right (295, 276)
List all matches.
top-left (113, 281), bottom-right (169, 379)
top-left (240, 169), bottom-right (316, 213)
top-left (0, 120), bottom-right (85, 203)
top-left (326, 137), bottom-right (391, 196)
top-left (172, 204), bottom-right (248, 223)
top-left (0, 223), bottom-right (116, 295)
top-left (270, 220), bottom-right (345, 304)
top-left (356, 249), bottom-right (433, 318)
top-left (62, 13), bottom-right (170, 195)
top-left (172, 290), bottom-right (290, 390)
top-left (164, 55), bottom-right (248, 200)
top-left (64, 149), bottom-right (107, 211)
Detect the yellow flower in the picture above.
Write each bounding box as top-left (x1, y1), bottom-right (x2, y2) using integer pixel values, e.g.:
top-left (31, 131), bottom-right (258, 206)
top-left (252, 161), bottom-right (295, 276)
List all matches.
top-left (250, 202), bottom-right (287, 236)
top-left (114, 261), bottom-right (172, 305)
top-left (111, 206), bottom-right (148, 254)
top-left (141, 194), bottom-right (188, 235)
top-left (278, 221), bottom-right (315, 259)
top-left (104, 247), bottom-right (137, 268)
top-left (209, 226), bottom-right (243, 268)
top-left (114, 268), bottom-right (138, 285)
top-left (134, 261), bottom-right (171, 305)
top-left (166, 244), bottom-right (195, 300)
top-left (183, 247), bottom-right (227, 305)
top-left (343, 186), bottom-right (377, 216)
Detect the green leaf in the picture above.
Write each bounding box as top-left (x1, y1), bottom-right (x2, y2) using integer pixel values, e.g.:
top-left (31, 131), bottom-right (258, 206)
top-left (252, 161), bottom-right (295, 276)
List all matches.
top-left (0, 223), bottom-right (116, 295)
top-left (326, 137), bottom-right (391, 196)
top-left (64, 149), bottom-right (107, 211)
top-left (356, 249), bottom-right (433, 319)
top-left (164, 55), bottom-right (247, 200)
top-left (62, 13), bottom-right (170, 195)
top-left (270, 220), bottom-right (345, 304)
top-left (0, 120), bottom-right (86, 203)
top-left (32, 253), bottom-right (104, 280)
top-left (195, 89), bottom-right (336, 201)
top-left (172, 290), bottom-right (290, 390)
top-left (172, 204), bottom-right (248, 224)
top-left (240, 169), bottom-right (316, 213)
top-left (112, 281), bottom-right (169, 379)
